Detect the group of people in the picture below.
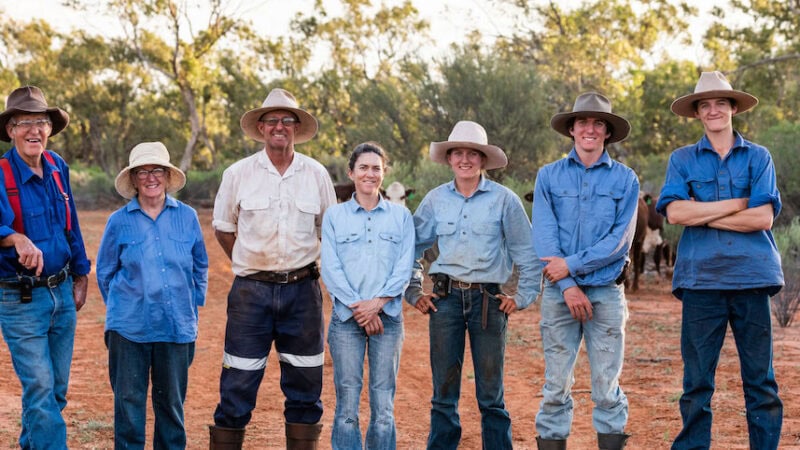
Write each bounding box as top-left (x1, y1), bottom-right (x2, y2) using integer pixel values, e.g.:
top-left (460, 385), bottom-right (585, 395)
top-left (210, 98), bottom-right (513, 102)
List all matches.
top-left (0, 69), bottom-right (784, 450)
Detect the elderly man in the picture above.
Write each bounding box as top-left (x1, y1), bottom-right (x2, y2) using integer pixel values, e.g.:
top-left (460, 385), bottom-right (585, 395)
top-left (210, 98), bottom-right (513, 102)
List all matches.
top-left (210, 88), bottom-right (336, 449)
top-left (657, 71), bottom-right (783, 450)
top-left (532, 92), bottom-right (639, 450)
top-left (0, 86), bottom-right (91, 449)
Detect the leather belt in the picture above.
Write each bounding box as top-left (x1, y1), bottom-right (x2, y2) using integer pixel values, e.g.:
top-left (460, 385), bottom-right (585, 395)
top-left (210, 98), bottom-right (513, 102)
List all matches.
top-left (451, 279), bottom-right (482, 290)
top-left (245, 263), bottom-right (318, 284)
top-left (0, 266), bottom-right (70, 290)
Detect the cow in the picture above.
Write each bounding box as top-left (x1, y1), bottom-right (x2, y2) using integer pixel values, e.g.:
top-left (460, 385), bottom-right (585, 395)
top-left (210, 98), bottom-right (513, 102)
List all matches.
top-left (628, 192), bottom-right (675, 292)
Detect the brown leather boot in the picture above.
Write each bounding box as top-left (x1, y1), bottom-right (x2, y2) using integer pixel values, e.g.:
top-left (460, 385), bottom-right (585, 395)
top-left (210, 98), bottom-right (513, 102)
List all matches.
top-left (536, 436), bottom-right (567, 449)
top-left (208, 425), bottom-right (245, 450)
top-left (285, 422), bottom-right (323, 450)
top-left (597, 432), bottom-right (630, 449)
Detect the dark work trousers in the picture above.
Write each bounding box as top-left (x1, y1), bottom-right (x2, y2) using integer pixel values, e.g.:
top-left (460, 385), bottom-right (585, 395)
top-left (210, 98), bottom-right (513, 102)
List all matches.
top-left (213, 275), bottom-right (324, 428)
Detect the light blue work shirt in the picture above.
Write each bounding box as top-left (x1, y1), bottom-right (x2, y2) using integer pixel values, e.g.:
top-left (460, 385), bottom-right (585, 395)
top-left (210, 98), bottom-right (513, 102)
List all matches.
top-left (656, 132), bottom-right (784, 299)
top-left (532, 149), bottom-right (639, 294)
top-left (96, 195), bottom-right (209, 343)
top-left (321, 196), bottom-right (415, 322)
top-left (405, 176), bottom-right (541, 308)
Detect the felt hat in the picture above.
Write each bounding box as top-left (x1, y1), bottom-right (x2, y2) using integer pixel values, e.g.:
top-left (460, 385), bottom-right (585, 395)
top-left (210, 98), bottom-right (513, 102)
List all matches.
top-left (429, 121), bottom-right (508, 170)
top-left (240, 88), bottom-right (318, 144)
top-left (670, 71), bottom-right (758, 118)
top-left (0, 86), bottom-right (69, 142)
top-left (550, 92), bottom-right (630, 144)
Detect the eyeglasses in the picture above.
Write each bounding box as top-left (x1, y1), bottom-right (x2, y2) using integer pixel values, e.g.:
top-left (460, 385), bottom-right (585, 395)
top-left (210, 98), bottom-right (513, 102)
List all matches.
top-left (260, 117), bottom-right (299, 127)
top-left (134, 167), bottom-right (167, 180)
top-left (11, 119), bottom-right (52, 131)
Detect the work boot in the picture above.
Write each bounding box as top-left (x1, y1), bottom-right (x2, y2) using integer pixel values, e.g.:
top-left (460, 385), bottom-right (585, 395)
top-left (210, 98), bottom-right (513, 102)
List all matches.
top-left (536, 436), bottom-right (567, 449)
top-left (597, 432), bottom-right (630, 449)
top-left (285, 422), bottom-right (323, 450)
top-left (208, 425), bottom-right (245, 450)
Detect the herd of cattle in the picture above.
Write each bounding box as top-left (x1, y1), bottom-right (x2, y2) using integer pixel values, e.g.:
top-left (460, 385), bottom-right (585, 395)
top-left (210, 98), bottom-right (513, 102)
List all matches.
top-left (333, 181), bottom-right (674, 292)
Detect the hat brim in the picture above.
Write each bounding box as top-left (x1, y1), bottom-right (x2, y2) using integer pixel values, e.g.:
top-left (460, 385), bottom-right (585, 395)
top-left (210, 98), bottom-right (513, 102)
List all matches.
top-left (114, 164), bottom-right (187, 199)
top-left (670, 90), bottom-right (758, 118)
top-left (0, 107), bottom-right (69, 142)
top-left (240, 107), bottom-right (318, 144)
top-left (429, 141), bottom-right (508, 170)
top-left (550, 111), bottom-right (631, 144)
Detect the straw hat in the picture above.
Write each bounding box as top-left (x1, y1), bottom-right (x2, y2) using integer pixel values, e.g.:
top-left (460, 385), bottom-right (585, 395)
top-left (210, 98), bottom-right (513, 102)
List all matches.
top-left (550, 92), bottom-right (630, 144)
top-left (670, 71), bottom-right (758, 118)
top-left (114, 142), bottom-right (186, 199)
top-left (0, 86), bottom-right (69, 142)
top-left (240, 88), bottom-right (318, 144)
top-left (429, 121), bottom-right (508, 170)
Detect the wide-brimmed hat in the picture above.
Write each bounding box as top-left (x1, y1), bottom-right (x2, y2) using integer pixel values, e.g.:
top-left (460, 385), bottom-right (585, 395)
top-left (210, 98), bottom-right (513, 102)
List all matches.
top-left (0, 86), bottom-right (70, 142)
top-left (429, 121), bottom-right (508, 170)
top-left (670, 71), bottom-right (758, 118)
top-left (550, 92), bottom-right (631, 144)
top-left (114, 142), bottom-right (186, 199)
top-left (240, 88), bottom-right (318, 144)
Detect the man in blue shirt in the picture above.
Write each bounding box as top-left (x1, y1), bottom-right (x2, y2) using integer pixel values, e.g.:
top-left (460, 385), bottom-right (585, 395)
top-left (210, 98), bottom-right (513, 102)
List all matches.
top-left (532, 92), bottom-right (638, 450)
top-left (0, 86), bottom-right (91, 449)
top-left (656, 71), bottom-right (783, 450)
top-left (405, 121), bottom-right (540, 450)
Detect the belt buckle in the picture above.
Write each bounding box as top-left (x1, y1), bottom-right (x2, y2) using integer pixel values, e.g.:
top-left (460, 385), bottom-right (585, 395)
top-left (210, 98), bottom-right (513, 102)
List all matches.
top-left (455, 280), bottom-right (472, 290)
top-left (46, 274), bottom-right (60, 289)
top-left (275, 271), bottom-right (290, 284)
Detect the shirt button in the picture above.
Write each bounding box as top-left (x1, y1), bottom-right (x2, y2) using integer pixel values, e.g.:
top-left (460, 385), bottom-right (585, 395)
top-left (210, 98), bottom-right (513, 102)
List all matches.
top-left (463, 215), bottom-right (467, 218)
top-left (368, 228), bottom-right (371, 232)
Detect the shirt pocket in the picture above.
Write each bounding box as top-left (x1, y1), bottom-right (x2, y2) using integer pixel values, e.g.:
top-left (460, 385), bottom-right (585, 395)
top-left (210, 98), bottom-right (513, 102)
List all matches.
top-left (595, 187), bottom-right (625, 223)
top-left (335, 232), bottom-right (362, 265)
top-left (169, 231), bottom-right (194, 262)
top-left (377, 232), bottom-right (402, 262)
top-left (294, 200), bottom-right (320, 236)
top-left (551, 188), bottom-right (579, 214)
top-left (732, 177), bottom-right (751, 198)
top-left (23, 206), bottom-right (52, 243)
top-left (118, 233), bottom-right (146, 267)
top-left (238, 198), bottom-right (273, 238)
top-left (687, 177), bottom-right (716, 202)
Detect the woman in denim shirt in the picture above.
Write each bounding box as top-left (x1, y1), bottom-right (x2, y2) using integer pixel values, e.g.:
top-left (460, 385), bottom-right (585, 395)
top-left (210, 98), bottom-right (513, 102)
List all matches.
top-left (321, 142), bottom-right (415, 450)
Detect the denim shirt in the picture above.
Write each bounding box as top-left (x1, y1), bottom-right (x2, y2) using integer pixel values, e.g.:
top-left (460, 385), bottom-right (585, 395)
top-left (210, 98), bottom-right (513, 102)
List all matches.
top-left (656, 132), bottom-right (784, 298)
top-left (0, 148), bottom-right (91, 278)
top-left (96, 196), bottom-right (209, 343)
top-left (532, 149), bottom-right (639, 294)
top-left (405, 176), bottom-right (541, 309)
top-left (321, 196), bottom-right (415, 322)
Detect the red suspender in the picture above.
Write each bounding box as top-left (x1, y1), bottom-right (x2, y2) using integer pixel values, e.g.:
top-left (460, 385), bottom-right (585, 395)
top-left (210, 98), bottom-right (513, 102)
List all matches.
top-left (0, 158), bottom-right (24, 233)
top-left (1, 151), bottom-right (72, 234)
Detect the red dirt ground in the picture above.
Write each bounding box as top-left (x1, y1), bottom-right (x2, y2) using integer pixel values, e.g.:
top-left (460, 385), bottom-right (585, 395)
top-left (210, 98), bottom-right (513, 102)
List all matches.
top-left (0, 209), bottom-right (798, 449)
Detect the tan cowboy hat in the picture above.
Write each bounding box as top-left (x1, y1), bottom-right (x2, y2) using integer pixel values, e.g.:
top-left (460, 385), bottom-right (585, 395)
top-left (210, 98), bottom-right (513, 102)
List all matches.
top-left (550, 92), bottom-right (631, 144)
top-left (240, 88), bottom-right (318, 144)
top-left (114, 142), bottom-right (187, 199)
top-left (0, 86), bottom-right (70, 142)
top-left (671, 71), bottom-right (758, 118)
top-left (429, 121), bottom-right (508, 170)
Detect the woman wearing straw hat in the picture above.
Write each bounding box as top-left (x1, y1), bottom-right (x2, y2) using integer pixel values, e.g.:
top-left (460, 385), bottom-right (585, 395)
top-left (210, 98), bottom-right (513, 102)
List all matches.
top-left (656, 71), bottom-right (783, 449)
top-left (405, 121), bottom-right (541, 450)
top-left (96, 141), bottom-right (208, 449)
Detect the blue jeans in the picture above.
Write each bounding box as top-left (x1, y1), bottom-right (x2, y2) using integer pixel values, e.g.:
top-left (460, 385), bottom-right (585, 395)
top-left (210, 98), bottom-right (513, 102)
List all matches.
top-left (672, 289), bottom-right (782, 450)
top-left (0, 278), bottom-right (75, 450)
top-left (536, 284), bottom-right (628, 440)
top-left (427, 285), bottom-right (511, 450)
top-left (328, 310), bottom-right (403, 450)
top-left (106, 331), bottom-right (195, 450)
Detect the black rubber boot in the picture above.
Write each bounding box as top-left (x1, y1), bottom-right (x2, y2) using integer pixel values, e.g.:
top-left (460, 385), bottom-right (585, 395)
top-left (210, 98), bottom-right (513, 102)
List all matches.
top-left (597, 432), bottom-right (631, 449)
top-left (208, 425), bottom-right (245, 450)
top-left (536, 436), bottom-right (567, 449)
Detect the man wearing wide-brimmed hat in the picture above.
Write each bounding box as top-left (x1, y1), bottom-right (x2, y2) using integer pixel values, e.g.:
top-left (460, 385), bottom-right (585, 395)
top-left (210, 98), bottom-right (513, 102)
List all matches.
top-left (405, 120), bottom-right (541, 449)
top-left (210, 88), bottom-right (336, 449)
top-left (532, 92), bottom-right (639, 449)
top-left (656, 71), bottom-right (783, 449)
top-left (0, 85), bottom-right (91, 449)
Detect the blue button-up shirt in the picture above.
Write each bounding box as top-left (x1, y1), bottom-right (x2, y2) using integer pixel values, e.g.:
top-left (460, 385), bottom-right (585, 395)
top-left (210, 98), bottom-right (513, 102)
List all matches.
top-left (532, 149), bottom-right (639, 294)
top-left (656, 132), bottom-right (784, 298)
top-left (0, 148), bottom-right (91, 278)
top-left (96, 196), bottom-right (209, 343)
top-left (321, 196), bottom-right (415, 322)
top-left (405, 176), bottom-right (541, 308)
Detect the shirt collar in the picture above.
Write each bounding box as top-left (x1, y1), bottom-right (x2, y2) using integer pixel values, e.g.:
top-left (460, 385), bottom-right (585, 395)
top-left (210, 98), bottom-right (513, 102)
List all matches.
top-left (446, 175), bottom-right (491, 196)
top-left (345, 194), bottom-right (388, 213)
top-left (698, 131), bottom-right (746, 153)
top-left (7, 147), bottom-right (57, 184)
top-left (126, 195), bottom-right (178, 212)
top-left (567, 147), bottom-right (612, 169)
top-left (257, 150), bottom-right (303, 175)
